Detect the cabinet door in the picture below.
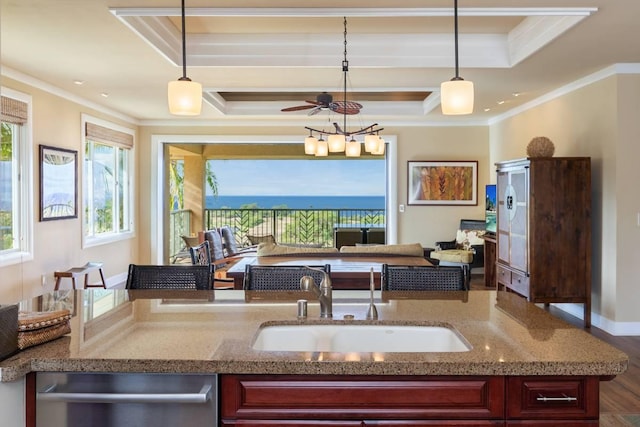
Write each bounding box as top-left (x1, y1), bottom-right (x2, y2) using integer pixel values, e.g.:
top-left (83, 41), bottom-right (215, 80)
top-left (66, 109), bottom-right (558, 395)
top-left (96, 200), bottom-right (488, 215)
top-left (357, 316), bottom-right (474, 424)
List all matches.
top-left (497, 167), bottom-right (528, 273)
top-left (221, 374), bottom-right (504, 421)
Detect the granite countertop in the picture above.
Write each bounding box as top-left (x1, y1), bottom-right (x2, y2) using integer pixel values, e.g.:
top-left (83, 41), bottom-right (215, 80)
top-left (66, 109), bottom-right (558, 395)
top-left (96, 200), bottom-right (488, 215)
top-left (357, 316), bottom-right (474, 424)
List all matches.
top-left (0, 289), bottom-right (628, 382)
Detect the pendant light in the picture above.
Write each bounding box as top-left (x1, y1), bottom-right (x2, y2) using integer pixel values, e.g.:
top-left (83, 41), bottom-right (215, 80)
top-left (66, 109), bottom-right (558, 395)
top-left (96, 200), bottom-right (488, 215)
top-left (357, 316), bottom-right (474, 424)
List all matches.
top-left (167, 0), bottom-right (202, 115)
top-left (304, 130), bottom-right (318, 155)
top-left (441, 0), bottom-right (474, 115)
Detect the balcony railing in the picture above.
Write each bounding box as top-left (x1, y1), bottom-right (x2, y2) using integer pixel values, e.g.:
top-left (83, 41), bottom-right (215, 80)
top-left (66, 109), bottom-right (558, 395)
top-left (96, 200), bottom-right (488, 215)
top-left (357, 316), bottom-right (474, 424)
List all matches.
top-left (168, 208), bottom-right (385, 260)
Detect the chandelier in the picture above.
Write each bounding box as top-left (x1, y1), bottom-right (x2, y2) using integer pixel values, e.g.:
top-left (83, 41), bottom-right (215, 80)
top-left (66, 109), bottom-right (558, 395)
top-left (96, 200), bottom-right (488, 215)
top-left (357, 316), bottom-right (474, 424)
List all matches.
top-left (303, 17), bottom-right (385, 157)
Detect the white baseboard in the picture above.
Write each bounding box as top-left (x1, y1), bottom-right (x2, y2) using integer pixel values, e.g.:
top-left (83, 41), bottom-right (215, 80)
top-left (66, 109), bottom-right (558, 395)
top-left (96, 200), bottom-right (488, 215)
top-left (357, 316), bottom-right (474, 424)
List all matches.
top-left (550, 303), bottom-right (640, 336)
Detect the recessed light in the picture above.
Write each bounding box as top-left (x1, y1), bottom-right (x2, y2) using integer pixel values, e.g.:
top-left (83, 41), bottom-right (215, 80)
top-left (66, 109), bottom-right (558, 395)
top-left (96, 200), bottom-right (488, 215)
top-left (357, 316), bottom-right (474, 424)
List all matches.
top-left (512, 92), bottom-right (521, 97)
top-left (101, 93), bottom-right (109, 98)
top-left (484, 108), bottom-right (491, 112)
top-left (497, 100), bottom-right (505, 105)
top-left (73, 80), bottom-right (84, 85)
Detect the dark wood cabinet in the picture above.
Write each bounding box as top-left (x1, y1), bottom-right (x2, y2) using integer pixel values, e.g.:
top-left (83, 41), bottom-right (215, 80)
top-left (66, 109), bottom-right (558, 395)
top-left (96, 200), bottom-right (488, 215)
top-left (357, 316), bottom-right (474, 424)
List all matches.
top-left (482, 234), bottom-right (497, 288)
top-left (495, 157), bottom-right (591, 327)
top-left (220, 374), bottom-right (600, 426)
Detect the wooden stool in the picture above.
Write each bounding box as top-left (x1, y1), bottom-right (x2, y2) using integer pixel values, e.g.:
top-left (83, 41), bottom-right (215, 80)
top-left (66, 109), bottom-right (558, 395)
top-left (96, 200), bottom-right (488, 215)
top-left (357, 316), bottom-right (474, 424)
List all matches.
top-left (54, 262), bottom-right (107, 290)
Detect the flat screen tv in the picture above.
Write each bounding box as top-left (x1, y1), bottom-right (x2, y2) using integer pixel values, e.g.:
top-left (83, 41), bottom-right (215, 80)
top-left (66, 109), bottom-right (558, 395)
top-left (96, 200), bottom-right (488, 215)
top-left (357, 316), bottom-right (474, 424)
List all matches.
top-left (485, 184), bottom-right (497, 235)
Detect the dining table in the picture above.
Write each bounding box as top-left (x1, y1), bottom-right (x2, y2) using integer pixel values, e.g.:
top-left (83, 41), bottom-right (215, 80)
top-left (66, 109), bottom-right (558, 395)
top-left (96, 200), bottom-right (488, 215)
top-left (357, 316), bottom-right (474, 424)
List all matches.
top-left (225, 255), bottom-right (431, 290)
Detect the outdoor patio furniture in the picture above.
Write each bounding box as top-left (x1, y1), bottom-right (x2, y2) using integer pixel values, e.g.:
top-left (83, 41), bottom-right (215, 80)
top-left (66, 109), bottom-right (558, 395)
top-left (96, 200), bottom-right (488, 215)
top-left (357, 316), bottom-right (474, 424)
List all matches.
top-left (171, 235), bottom-right (199, 264)
top-left (219, 226), bottom-right (258, 257)
top-left (189, 240), bottom-right (235, 289)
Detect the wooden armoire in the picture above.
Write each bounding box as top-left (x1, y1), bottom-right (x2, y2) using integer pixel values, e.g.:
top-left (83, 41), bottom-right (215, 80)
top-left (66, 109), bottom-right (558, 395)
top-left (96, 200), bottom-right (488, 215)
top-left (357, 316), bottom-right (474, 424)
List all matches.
top-left (496, 157), bottom-right (591, 327)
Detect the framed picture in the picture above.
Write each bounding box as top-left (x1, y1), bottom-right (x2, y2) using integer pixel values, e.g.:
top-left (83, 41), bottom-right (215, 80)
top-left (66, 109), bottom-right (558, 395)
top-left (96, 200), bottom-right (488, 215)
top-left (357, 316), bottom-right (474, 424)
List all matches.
top-left (408, 160), bottom-right (478, 206)
top-left (39, 145), bottom-right (78, 221)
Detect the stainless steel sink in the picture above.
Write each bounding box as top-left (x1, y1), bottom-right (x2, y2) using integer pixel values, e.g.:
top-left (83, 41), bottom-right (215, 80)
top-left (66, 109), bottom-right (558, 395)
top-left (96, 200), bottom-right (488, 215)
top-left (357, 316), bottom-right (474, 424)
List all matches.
top-left (252, 324), bottom-right (471, 353)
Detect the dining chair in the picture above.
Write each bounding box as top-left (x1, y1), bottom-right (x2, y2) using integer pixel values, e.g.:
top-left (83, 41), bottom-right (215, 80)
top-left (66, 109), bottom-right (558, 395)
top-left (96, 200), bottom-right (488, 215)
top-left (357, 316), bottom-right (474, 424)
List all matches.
top-left (125, 264), bottom-right (213, 290)
top-left (243, 264), bottom-right (331, 291)
top-left (381, 264), bottom-right (468, 292)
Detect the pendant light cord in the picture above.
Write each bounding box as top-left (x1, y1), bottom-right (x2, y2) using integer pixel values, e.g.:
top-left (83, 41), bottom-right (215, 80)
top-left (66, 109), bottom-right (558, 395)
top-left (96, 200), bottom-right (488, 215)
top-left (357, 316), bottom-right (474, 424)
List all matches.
top-left (343, 17), bottom-right (348, 134)
top-left (454, 0), bottom-right (460, 80)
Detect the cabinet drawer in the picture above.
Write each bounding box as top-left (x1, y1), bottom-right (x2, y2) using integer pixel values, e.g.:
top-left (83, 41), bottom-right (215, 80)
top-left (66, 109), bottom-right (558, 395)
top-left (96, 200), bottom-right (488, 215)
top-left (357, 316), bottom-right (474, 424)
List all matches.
top-left (506, 377), bottom-right (599, 420)
top-left (509, 271), bottom-right (530, 297)
top-left (221, 375), bottom-right (505, 420)
top-left (497, 265), bottom-right (511, 286)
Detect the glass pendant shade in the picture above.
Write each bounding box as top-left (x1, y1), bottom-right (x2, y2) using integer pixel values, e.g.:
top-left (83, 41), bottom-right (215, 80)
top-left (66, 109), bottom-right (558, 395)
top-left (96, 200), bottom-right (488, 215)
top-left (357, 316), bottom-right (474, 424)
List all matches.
top-left (327, 134), bottom-right (346, 152)
top-left (345, 138), bottom-right (361, 157)
top-left (315, 138), bottom-right (329, 157)
top-left (364, 134), bottom-right (380, 153)
top-left (371, 137), bottom-right (385, 155)
top-left (441, 79), bottom-right (474, 115)
top-left (168, 78), bottom-right (202, 116)
top-left (304, 136), bottom-right (318, 155)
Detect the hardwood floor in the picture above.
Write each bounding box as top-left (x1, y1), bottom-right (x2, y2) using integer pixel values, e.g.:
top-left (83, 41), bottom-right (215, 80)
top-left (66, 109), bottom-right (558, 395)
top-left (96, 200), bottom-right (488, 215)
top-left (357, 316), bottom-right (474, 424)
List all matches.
top-left (546, 305), bottom-right (640, 423)
top-left (471, 274), bottom-right (640, 426)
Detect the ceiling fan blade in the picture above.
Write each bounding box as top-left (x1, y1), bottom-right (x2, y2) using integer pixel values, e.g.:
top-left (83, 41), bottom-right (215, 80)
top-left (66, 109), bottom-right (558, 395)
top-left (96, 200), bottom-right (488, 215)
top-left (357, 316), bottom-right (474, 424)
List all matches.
top-left (333, 101), bottom-right (363, 109)
top-left (333, 122), bottom-right (345, 134)
top-left (332, 107), bottom-right (360, 115)
top-left (281, 105), bottom-right (317, 112)
top-left (307, 107), bottom-right (322, 116)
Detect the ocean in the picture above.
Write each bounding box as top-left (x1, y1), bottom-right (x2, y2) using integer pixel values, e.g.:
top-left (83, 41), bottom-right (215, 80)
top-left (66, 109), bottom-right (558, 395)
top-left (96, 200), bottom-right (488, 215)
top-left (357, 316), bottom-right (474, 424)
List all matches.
top-left (206, 195), bottom-right (385, 209)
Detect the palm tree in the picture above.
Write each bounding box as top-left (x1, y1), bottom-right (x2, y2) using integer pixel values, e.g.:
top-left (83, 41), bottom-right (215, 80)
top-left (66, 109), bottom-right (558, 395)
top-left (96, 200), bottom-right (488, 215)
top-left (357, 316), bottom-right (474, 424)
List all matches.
top-left (168, 159), bottom-right (218, 211)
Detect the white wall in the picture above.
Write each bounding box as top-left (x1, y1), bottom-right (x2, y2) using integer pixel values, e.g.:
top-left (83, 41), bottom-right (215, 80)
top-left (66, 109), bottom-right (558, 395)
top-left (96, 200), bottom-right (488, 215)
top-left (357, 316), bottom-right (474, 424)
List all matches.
top-left (0, 77), bottom-right (139, 304)
top-left (489, 72), bottom-right (640, 331)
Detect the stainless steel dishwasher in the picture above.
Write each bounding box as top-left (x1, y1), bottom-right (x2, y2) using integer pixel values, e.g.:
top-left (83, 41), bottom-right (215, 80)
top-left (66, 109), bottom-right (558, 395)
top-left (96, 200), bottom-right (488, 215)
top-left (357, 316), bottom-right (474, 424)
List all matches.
top-left (36, 372), bottom-right (217, 427)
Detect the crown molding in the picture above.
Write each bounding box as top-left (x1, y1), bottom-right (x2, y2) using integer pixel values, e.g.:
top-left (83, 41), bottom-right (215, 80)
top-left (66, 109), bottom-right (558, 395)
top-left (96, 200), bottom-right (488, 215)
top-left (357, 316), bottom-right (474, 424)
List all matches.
top-left (1, 66), bottom-right (139, 126)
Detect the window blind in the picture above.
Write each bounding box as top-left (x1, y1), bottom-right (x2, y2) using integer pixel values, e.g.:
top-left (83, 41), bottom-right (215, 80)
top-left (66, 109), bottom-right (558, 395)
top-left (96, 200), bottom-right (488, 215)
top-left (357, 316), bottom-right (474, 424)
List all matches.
top-left (85, 122), bottom-right (134, 149)
top-left (1, 96), bottom-right (28, 125)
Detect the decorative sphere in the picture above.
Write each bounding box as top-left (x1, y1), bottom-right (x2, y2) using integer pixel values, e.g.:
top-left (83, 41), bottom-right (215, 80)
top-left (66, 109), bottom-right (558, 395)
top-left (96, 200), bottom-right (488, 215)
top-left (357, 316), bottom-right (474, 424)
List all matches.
top-left (526, 136), bottom-right (555, 157)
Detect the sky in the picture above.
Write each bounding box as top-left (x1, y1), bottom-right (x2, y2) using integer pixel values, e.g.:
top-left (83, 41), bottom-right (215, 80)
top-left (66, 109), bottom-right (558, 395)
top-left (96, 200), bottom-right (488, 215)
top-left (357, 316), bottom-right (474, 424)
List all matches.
top-left (206, 159), bottom-right (386, 196)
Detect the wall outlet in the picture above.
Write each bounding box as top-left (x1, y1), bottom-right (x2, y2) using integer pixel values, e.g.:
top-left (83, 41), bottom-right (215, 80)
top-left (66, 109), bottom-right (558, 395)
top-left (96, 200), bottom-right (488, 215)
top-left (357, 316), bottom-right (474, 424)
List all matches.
top-left (399, 204), bottom-right (405, 213)
top-left (41, 274), bottom-right (46, 286)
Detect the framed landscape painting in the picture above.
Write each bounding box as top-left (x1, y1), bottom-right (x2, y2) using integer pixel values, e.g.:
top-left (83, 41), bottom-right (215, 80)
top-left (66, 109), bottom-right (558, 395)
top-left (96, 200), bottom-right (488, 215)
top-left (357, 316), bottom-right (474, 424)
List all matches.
top-left (39, 145), bottom-right (78, 221)
top-left (408, 160), bottom-right (478, 206)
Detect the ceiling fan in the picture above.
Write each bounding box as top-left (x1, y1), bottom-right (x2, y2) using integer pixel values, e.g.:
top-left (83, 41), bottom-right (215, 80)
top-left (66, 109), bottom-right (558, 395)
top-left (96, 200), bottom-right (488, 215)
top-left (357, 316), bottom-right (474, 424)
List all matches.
top-left (281, 91), bottom-right (362, 116)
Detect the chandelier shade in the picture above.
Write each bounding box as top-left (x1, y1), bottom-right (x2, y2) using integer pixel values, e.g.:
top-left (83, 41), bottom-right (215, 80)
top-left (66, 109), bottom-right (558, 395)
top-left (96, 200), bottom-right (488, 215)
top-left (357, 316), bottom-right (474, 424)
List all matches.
top-left (315, 138), bottom-right (329, 157)
top-left (304, 136), bottom-right (318, 155)
top-left (345, 138), bottom-right (361, 157)
top-left (327, 134), bottom-right (346, 152)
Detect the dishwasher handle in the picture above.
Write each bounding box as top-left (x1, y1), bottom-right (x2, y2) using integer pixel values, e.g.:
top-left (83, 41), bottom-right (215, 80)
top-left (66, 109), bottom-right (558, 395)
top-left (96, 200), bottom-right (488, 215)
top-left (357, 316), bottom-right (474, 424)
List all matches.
top-left (37, 383), bottom-right (213, 404)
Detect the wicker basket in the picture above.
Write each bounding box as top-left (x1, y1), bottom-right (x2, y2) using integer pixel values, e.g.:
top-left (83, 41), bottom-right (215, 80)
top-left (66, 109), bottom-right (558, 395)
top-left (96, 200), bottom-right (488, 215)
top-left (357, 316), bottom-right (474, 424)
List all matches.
top-left (17, 310), bottom-right (71, 350)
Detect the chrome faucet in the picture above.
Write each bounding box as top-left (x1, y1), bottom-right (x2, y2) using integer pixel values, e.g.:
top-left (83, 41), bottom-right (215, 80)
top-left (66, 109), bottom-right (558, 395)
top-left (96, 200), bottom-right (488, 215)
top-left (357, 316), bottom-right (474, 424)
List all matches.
top-left (300, 267), bottom-right (332, 318)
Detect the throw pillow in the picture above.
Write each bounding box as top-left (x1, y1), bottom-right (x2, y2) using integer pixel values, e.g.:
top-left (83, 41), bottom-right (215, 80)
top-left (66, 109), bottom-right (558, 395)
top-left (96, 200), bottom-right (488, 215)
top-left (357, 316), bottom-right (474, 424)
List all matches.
top-left (455, 229), bottom-right (486, 250)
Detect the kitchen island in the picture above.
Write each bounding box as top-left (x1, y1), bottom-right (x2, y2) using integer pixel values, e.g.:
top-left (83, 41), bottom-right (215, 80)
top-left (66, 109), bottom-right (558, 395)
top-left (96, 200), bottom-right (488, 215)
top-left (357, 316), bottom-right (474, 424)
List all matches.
top-left (0, 289), bottom-right (628, 426)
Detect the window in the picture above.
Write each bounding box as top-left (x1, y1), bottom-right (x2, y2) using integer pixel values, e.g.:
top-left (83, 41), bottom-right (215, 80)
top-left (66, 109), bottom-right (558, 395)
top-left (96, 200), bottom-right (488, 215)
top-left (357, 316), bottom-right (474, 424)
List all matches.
top-left (82, 115), bottom-right (135, 247)
top-left (0, 89), bottom-right (33, 267)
